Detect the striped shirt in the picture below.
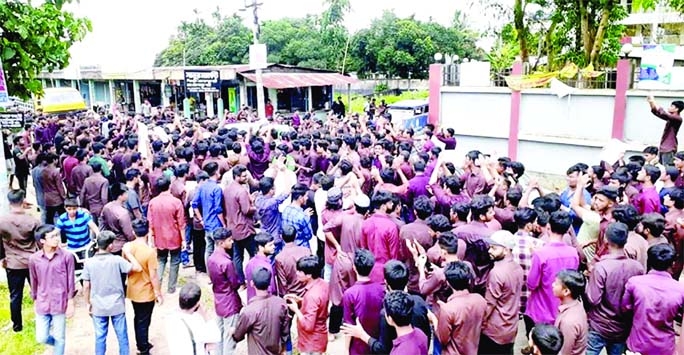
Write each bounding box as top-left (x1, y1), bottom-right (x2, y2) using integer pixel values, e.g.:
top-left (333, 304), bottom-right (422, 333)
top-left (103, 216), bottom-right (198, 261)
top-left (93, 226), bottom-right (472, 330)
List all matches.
top-left (512, 231), bottom-right (546, 314)
top-left (57, 210), bottom-right (92, 250)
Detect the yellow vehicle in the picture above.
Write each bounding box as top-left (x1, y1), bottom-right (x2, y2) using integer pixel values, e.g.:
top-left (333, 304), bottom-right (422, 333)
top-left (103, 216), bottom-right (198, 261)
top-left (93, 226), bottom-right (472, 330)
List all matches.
top-left (34, 87), bottom-right (87, 114)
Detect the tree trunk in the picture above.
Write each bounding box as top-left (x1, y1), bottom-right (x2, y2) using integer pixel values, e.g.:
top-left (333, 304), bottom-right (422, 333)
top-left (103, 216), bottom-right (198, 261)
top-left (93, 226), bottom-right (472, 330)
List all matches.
top-left (589, 5), bottom-right (612, 66)
top-left (544, 19), bottom-right (558, 69)
top-left (514, 0), bottom-right (529, 63)
top-left (578, 0), bottom-right (593, 62)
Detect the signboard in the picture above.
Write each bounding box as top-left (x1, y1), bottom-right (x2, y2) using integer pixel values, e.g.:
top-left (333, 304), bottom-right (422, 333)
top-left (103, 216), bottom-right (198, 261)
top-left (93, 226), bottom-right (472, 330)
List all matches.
top-left (638, 44), bottom-right (676, 90)
top-left (0, 60), bottom-right (9, 105)
top-left (0, 112), bottom-right (24, 129)
top-left (184, 70), bottom-right (221, 93)
top-left (249, 44), bottom-right (268, 70)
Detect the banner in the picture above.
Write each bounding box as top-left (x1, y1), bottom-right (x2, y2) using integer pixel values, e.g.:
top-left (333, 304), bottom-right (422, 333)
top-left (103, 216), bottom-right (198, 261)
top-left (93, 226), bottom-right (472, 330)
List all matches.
top-left (504, 72), bottom-right (557, 91)
top-left (228, 87), bottom-right (237, 113)
top-left (0, 59), bottom-right (9, 105)
top-left (0, 112), bottom-right (24, 129)
top-left (638, 44), bottom-right (676, 89)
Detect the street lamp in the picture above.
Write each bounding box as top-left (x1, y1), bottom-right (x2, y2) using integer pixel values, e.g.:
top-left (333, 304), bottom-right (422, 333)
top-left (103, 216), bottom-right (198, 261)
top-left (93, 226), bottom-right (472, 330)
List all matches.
top-left (620, 43), bottom-right (634, 58)
top-left (433, 53), bottom-right (443, 62)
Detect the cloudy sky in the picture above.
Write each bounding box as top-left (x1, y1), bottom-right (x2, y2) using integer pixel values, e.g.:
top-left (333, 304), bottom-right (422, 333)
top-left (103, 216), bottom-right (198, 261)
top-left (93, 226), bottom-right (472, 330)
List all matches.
top-left (63, 0), bottom-right (503, 72)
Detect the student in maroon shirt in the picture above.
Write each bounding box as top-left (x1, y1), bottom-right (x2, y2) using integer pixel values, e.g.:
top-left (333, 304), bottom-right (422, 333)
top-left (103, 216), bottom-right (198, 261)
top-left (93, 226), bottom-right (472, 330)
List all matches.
top-left (647, 96), bottom-right (683, 165)
top-left (384, 291), bottom-right (428, 355)
top-left (342, 249), bottom-right (385, 355)
top-left (552, 270), bottom-right (588, 355)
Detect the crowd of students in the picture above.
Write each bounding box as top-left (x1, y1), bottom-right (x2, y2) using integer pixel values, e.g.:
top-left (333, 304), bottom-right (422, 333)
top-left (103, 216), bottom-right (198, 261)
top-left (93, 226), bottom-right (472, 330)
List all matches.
top-left (1, 98), bottom-right (684, 355)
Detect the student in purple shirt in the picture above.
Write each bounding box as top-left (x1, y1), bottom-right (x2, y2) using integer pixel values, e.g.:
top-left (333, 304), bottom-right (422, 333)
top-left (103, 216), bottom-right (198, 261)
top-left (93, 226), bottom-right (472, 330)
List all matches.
top-left (525, 211), bottom-right (580, 331)
top-left (634, 164), bottom-right (662, 214)
top-left (342, 249), bottom-right (386, 355)
top-left (245, 232), bottom-right (277, 301)
top-left (206, 228), bottom-right (243, 355)
top-left (29, 225), bottom-right (76, 355)
top-left (384, 291), bottom-right (428, 355)
top-left (621, 244), bottom-right (684, 355)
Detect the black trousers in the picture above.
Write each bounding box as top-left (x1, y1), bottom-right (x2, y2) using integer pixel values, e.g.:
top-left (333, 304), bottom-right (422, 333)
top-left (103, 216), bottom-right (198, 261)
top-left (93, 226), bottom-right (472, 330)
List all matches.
top-left (6, 268), bottom-right (30, 331)
top-left (233, 235), bottom-right (256, 285)
top-left (329, 304), bottom-right (343, 334)
top-left (15, 173), bottom-right (28, 192)
top-left (191, 229), bottom-right (207, 273)
top-left (46, 204), bottom-right (65, 225)
top-left (523, 314), bottom-right (536, 337)
top-left (478, 334), bottom-right (514, 355)
top-left (132, 301), bottom-right (155, 354)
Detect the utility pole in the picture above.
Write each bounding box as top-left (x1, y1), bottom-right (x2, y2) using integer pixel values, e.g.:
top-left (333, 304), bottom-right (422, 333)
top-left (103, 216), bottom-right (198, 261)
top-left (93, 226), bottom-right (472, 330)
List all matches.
top-left (244, 0), bottom-right (266, 120)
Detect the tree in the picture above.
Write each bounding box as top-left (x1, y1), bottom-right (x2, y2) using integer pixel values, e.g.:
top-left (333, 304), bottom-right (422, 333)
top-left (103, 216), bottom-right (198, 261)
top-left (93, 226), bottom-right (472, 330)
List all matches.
top-left (154, 10), bottom-right (252, 67)
top-left (0, 0), bottom-right (91, 99)
top-left (348, 10), bottom-right (481, 79)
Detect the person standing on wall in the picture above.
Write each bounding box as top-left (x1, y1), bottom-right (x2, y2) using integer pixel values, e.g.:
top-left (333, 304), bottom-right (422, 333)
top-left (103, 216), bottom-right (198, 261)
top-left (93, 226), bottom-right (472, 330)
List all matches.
top-left (647, 95), bottom-right (684, 165)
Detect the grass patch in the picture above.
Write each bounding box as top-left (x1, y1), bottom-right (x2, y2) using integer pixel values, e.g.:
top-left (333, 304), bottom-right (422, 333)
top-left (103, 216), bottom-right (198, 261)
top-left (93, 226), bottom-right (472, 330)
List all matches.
top-left (0, 282), bottom-right (44, 355)
top-left (336, 90), bottom-right (429, 114)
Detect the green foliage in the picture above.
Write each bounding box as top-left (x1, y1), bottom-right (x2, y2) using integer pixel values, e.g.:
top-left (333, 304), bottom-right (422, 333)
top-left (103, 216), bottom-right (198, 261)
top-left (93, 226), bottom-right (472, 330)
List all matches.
top-left (492, 0), bottom-right (627, 69)
top-left (154, 5), bottom-right (480, 79)
top-left (0, 283), bottom-right (43, 355)
top-left (0, 0), bottom-right (91, 99)
top-left (154, 11), bottom-right (252, 67)
top-left (348, 10), bottom-right (481, 79)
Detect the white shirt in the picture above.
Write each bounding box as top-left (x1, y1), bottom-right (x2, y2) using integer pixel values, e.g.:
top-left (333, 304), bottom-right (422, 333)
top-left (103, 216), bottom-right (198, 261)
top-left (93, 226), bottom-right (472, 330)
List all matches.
top-left (165, 311), bottom-right (221, 355)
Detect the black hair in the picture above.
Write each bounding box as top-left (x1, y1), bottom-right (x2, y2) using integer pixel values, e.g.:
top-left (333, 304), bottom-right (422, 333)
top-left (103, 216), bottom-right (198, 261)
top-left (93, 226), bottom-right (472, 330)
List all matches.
top-left (383, 291), bottom-right (414, 327)
top-left (668, 188), bottom-right (684, 209)
top-left (444, 261), bottom-right (472, 291)
top-left (605, 222), bottom-right (629, 247)
top-left (259, 177), bottom-right (275, 195)
top-left (254, 232), bottom-right (274, 248)
top-left (384, 260), bottom-right (409, 291)
top-left (282, 224), bottom-right (296, 243)
top-left (506, 189), bottom-right (523, 207)
top-left (450, 202), bottom-right (470, 221)
top-left (643, 146), bottom-right (659, 155)
top-left (647, 243), bottom-right (676, 271)
top-left (443, 175), bottom-right (463, 195)
top-left (642, 164), bottom-right (661, 183)
top-left (671, 100), bottom-right (684, 113)
top-left (426, 214), bottom-right (452, 233)
top-left (371, 190), bottom-right (394, 211)
top-left (7, 189), bottom-right (25, 205)
top-left (611, 205), bottom-right (639, 231)
top-left (126, 168), bottom-right (141, 182)
top-left (252, 267), bottom-right (272, 291)
top-left (514, 207), bottom-right (538, 229)
top-left (640, 213), bottom-right (666, 238)
top-left (175, 163), bottom-right (189, 178)
top-left (156, 176), bottom-right (171, 192)
top-left (64, 198), bottom-right (79, 207)
top-left (35, 224), bottom-right (56, 241)
top-left (549, 210), bottom-right (572, 235)
top-left (179, 282), bottom-right (202, 310)
top-left (110, 183), bottom-right (128, 200)
top-left (556, 269), bottom-right (586, 300)
top-left (97, 231), bottom-right (117, 250)
top-left (232, 164), bottom-right (248, 178)
top-left (470, 195), bottom-right (494, 221)
top-left (531, 324), bottom-right (564, 355)
top-left (413, 196), bottom-right (435, 220)
top-left (353, 249), bottom-right (375, 277)
top-left (296, 255), bottom-right (321, 279)
top-left (566, 163), bottom-right (585, 176)
top-left (203, 162), bottom-right (219, 177)
top-left (291, 184), bottom-right (308, 201)
top-left (665, 166), bottom-right (680, 182)
top-left (438, 232), bottom-right (460, 255)
top-left (90, 161), bottom-right (103, 173)
top-left (213, 228), bottom-right (233, 241)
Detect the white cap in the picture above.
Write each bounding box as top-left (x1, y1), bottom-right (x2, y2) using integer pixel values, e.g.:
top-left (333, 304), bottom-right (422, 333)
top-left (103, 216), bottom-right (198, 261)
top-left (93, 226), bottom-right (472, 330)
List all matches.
top-left (485, 230), bottom-right (516, 249)
top-left (353, 194), bottom-right (370, 208)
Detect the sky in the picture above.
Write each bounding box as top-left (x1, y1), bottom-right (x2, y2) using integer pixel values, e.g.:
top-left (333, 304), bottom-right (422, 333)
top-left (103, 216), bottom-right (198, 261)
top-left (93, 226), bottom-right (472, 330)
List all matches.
top-left (63, 0), bottom-right (502, 72)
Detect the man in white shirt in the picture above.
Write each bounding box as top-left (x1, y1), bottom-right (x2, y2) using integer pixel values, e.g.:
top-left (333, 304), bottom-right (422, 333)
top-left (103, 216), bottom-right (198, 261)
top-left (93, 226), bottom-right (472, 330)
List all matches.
top-left (166, 282), bottom-right (220, 355)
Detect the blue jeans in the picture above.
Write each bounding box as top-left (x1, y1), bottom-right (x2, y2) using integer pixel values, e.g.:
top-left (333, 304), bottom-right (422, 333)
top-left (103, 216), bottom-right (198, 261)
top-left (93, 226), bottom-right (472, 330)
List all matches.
top-left (35, 313), bottom-right (66, 355)
top-left (205, 229), bottom-right (216, 268)
top-left (586, 330), bottom-right (626, 355)
top-left (432, 326), bottom-right (441, 355)
top-left (93, 313), bottom-right (129, 355)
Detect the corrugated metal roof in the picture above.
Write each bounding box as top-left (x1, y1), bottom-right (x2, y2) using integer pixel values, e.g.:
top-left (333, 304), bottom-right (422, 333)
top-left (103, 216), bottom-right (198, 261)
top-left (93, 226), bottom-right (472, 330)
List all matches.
top-left (240, 72), bottom-right (357, 89)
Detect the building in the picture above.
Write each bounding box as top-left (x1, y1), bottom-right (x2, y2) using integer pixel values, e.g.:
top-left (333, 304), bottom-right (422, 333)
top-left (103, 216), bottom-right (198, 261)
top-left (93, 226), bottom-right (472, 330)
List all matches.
top-left (620, 0), bottom-right (684, 47)
top-left (38, 64), bottom-right (356, 115)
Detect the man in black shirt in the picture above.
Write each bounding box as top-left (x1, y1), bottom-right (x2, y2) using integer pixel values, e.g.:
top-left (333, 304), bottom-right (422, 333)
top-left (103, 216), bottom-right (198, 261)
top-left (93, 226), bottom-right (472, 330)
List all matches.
top-left (12, 136), bottom-right (30, 192)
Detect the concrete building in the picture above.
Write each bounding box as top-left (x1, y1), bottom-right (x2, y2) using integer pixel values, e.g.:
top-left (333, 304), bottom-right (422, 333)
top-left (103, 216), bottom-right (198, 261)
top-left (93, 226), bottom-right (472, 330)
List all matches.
top-left (38, 64), bottom-right (355, 115)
